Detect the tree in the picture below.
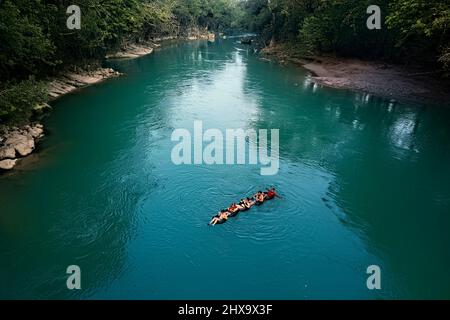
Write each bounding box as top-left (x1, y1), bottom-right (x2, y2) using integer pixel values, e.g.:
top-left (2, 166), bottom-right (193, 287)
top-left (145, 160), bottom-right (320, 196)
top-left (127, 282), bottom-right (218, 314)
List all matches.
top-left (386, 0), bottom-right (450, 66)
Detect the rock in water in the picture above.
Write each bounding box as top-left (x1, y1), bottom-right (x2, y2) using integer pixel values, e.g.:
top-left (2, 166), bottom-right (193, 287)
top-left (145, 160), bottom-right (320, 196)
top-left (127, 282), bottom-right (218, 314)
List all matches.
top-left (0, 159), bottom-right (17, 170)
top-left (15, 138), bottom-right (35, 157)
top-left (0, 123), bottom-right (44, 172)
top-left (5, 133), bottom-right (35, 157)
top-left (28, 126), bottom-right (44, 139)
top-left (0, 147), bottom-right (16, 160)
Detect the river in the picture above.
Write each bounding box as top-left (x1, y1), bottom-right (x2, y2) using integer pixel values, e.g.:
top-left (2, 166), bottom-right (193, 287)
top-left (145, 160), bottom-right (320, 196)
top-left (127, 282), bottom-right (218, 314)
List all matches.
top-left (1, 39), bottom-right (450, 299)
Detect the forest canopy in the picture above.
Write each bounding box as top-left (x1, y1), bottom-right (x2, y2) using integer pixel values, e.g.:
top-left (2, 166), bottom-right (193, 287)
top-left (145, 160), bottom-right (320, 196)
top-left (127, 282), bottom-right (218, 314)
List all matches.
top-left (1, 0), bottom-right (448, 123)
top-left (0, 0), bottom-right (241, 122)
top-left (238, 0), bottom-right (450, 69)
top-left (0, 0), bottom-right (241, 82)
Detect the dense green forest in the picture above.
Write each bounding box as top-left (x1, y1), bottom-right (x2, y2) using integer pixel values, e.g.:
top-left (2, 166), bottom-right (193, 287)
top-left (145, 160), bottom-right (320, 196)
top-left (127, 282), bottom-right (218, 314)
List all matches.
top-left (1, 0), bottom-right (449, 124)
top-left (0, 0), bottom-right (241, 122)
top-left (239, 0), bottom-right (450, 67)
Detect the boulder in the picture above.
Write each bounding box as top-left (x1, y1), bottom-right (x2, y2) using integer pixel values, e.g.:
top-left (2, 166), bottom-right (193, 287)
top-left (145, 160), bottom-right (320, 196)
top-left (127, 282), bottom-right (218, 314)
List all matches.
top-left (28, 125), bottom-right (44, 139)
top-left (0, 159), bottom-right (17, 170)
top-left (15, 139), bottom-right (35, 157)
top-left (5, 132), bottom-right (35, 157)
top-left (0, 147), bottom-right (16, 160)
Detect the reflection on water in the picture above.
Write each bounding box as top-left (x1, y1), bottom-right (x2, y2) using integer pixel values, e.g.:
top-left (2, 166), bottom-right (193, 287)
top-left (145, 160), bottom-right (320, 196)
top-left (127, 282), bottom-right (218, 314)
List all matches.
top-left (0, 39), bottom-right (450, 299)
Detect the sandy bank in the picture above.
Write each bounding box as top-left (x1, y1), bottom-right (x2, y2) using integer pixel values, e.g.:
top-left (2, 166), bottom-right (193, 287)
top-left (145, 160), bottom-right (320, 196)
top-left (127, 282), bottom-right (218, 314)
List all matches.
top-left (262, 44), bottom-right (450, 105)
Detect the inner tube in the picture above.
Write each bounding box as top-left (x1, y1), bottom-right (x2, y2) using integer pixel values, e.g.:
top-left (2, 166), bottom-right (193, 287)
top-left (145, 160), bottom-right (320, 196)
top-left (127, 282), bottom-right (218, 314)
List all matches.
top-left (215, 218), bottom-right (227, 224)
top-left (210, 212), bottom-right (228, 225)
top-left (210, 191), bottom-right (279, 225)
top-left (227, 210), bottom-right (239, 218)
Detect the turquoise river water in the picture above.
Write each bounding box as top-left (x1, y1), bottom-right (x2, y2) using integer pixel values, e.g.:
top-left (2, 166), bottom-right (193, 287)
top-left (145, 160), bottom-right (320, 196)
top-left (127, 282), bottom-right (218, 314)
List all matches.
top-left (1, 39), bottom-right (450, 299)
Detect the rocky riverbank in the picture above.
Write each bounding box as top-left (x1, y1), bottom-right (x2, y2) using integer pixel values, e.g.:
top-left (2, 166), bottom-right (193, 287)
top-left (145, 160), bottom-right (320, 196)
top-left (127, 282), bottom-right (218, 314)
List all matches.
top-left (0, 67), bottom-right (121, 172)
top-left (262, 43), bottom-right (450, 105)
top-left (0, 123), bottom-right (44, 170)
top-left (48, 68), bottom-right (122, 100)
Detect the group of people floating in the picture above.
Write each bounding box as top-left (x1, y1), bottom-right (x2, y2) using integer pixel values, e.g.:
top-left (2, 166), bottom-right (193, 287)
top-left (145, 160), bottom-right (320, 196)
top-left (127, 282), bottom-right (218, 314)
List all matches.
top-left (209, 188), bottom-right (281, 226)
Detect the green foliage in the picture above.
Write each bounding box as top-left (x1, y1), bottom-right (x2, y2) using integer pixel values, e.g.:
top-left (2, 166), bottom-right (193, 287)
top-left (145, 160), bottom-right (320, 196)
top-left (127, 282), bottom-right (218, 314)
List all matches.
top-left (137, 0), bottom-right (178, 38)
top-left (241, 0), bottom-right (449, 69)
top-left (0, 0), bottom-right (241, 123)
top-left (0, 78), bottom-right (48, 123)
top-left (238, 0), bottom-right (272, 34)
top-left (386, 0), bottom-right (450, 64)
top-left (0, 0), bottom-right (56, 81)
top-left (0, 0), bottom-right (241, 78)
top-left (299, 15), bottom-right (334, 54)
top-left (296, 0), bottom-right (392, 56)
top-left (439, 47), bottom-right (450, 70)
top-left (386, 0), bottom-right (450, 38)
top-left (173, 0), bottom-right (241, 32)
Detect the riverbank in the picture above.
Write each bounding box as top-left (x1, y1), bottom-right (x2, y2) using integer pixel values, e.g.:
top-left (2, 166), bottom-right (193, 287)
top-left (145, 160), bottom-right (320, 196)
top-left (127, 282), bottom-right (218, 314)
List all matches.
top-left (262, 43), bottom-right (450, 105)
top-left (0, 33), bottom-right (215, 172)
top-left (0, 68), bottom-right (120, 171)
top-left (48, 68), bottom-right (122, 100)
top-left (0, 123), bottom-right (45, 170)
top-left (105, 31), bottom-right (215, 59)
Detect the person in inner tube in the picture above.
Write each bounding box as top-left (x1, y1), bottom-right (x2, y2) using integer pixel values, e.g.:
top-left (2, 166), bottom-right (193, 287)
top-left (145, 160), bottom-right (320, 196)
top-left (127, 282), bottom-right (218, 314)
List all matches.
top-left (265, 187), bottom-right (282, 200)
top-left (254, 191), bottom-right (266, 205)
top-left (228, 203), bottom-right (241, 215)
top-left (209, 210), bottom-right (230, 225)
top-left (239, 198), bottom-right (254, 210)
